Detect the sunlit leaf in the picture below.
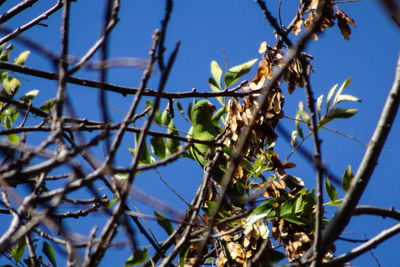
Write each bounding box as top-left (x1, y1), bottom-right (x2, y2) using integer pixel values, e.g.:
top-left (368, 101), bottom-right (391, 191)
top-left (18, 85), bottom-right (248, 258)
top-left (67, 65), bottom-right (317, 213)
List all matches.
top-left (334, 94), bottom-right (360, 105)
top-left (210, 60), bottom-right (223, 90)
top-left (333, 78), bottom-right (352, 106)
top-left (124, 248), bottom-right (148, 266)
top-left (319, 108), bottom-right (358, 128)
top-left (326, 83), bottom-right (338, 113)
top-left (342, 165), bottom-right (354, 193)
top-left (258, 41), bottom-right (267, 54)
top-left (154, 211), bottom-right (173, 235)
top-left (42, 241), bottom-right (57, 267)
top-left (325, 176), bottom-right (337, 202)
top-left (324, 199), bottom-right (343, 207)
top-left (208, 78), bottom-right (224, 106)
top-left (245, 202), bottom-right (274, 226)
top-left (14, 50), bottom-right (30, 65)
top-left (165, 120), bottom-right (180, 154)
top-left (146, 100), bottom-right (162, 126)
top-left (39, 98), bottom-right (56, 113)
top-left (291, 130), bottom-right (298, 147)
top-left (316, 94), bottom-right (324, 120)
top-left (7, 134), bottom-right (19, 144)
top-left (295, 110), bottom-right (304, 139)
top-left (20, 89), bottom-right (39, 103)
top-left (298, 101), bottom-right (310, 126)
top-left (224, 58), bottom-right (257, 87)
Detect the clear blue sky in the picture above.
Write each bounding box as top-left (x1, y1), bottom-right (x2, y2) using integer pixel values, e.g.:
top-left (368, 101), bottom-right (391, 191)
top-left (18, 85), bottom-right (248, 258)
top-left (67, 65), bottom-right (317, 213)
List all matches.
top-left (1, 1), bottom-right (400, 266)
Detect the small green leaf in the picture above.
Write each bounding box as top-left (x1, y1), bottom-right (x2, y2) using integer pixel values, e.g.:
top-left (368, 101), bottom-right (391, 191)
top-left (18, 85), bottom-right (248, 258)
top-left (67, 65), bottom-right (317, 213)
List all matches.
top-left (146, 100), bottom-right (162, 125)
top-left (7, 134), bottom-right (19, 144)
top-left (3, 77), bottom-right (21, 95)
top-left (325, 176), bottom-right (338, 202)
top-left (211, 106), bottom-right (226, 126)
top-left (176, 101), bottom-right (184, 115)
top-left (319, 108), bottom-right (358, 128)
top-left (342, 165), bottom-right (354, 193)
top-left (11, 238), bottom-right (26, 263)
top-left (208, 78), bottom-right (224, 106)
top-left (14, 51), bottom-right (30, 66)
top-left (295, 111), bottom-right (304, 139)
top-left (39, 98), bottom-right (56, 113)
top-left (298, 101), bottom-right (310, 126)
top-left (224, 58), bottom-right (257, 87)
top-left (150, 136), bottom-right (166, 159)
top-left (291, 130), bottom-right (298, 147)
top-left (42, 241), bottom-right (57, 267)
top-left (20, 89), bottom-right (39, 103)
top-left (106, 195), bottom-right (118, 208)
top-left (187, 102), bottom-right (193, 121)
top-left (326, 83), bottom-right (338, 113)
top-left (210, 60), bottom-right (223, 90)
top-left (246, 202), bottom-right (274, 226)
top-left (316, 94), bottom-right (324, 120)
top-left (154, 211), bottom-right (173, 235)
top-left (124, 248), bottom-right (148, 267)
top-left (134, 134), bottom-right (152, 164)
top-left (179, 243), bottom-right (191, 267)
top-left (324, 199), bottom-right (343, 207)
top-left (333, 77), bottom-right (352, 106)
top-left (334, 94), bottom-right (361, 105)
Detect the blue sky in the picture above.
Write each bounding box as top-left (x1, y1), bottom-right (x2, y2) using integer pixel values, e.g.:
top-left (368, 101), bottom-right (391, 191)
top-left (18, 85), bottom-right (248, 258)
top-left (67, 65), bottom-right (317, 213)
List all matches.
top-left (1, 0), bottom-right (400, 266)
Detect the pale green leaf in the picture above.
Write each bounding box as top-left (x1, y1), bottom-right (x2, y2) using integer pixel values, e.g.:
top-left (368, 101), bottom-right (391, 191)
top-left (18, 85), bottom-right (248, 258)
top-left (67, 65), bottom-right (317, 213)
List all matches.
top-left (224, 58), bottom-right (257, 87)
top-left (326, 83), bottom-right (338, 113)
top-left (210, 60), bottom-right (223, 90)
top-left (14, 51), bottom-right (30, 65)
top-left (20, 89), bottom-right (39, 103)
top-left (333, 77), bottom-right (352, 106)
top-left (334, 94), bottom-right (361, 105)
top-left (316, 94), bottom-right (324, 120)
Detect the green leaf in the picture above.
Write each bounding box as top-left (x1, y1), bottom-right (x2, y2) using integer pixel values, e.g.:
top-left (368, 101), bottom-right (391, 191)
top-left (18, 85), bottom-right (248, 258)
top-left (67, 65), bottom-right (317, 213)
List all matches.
top-left (42, 241), bottom-right (57, 267)
top-left (124, 248), bottom-right (148, 267)
top-left (342, 165), bottom-right (354, 193)
top-left (146, 100), bottom-right (162, 126)
top-left (246, 202), bottom-right (274, 226)
top-left (224, 58), bottom-right (257, 87)
top-left (325, 176), bottom-right (338, 202)
top-left (298, 101), bottom-right (310, 126)
top-left (319, 108), bottom-right (358, 128)
top-left (20, 89), bottom-right (39, 103)
top-left (176, 101), bottom-right (184, 115)
top-left (154, 211), bottom-right (173, 235)
top-left (187, 102), bottom-right (193, 121)
top-left (295, 111), bottom-right (304, 139)
top-left (39, 98), bottom-right (56, 113)
top-left (134, 134), bottom-right (152, 164)
top-left (3, 77), bottom-right (21, 95)
top-left (334, 94), bottom-right (361, 105)
top-left (3, 106), bottom-right (19, 129)
top-left (324, 199), bottom-right (343, 207)
top-left (7, 134), bottom-right (19, 144)
top-left (291, 130), bottom-right (298, 147)
top-left (208, 77), bottom-right (224, 106)
top-left (326, 83), bottom-right (338, 113)
top-left (316, 94), bottom-right (324, 120)
top-left (210, 60), bottom-right (223, 90)
top-left (106, 195), bottom-right (118, 208)
top-left (14, 51), bottom-right (30, 65)
top-left (150, 136), bottom-right (166, 159)
top-left (333, 77), bottom-right (352, 106)
top-left (11, 238), bottom-right (26, 263)
top-left (179, 243), bottom-right (190, 267)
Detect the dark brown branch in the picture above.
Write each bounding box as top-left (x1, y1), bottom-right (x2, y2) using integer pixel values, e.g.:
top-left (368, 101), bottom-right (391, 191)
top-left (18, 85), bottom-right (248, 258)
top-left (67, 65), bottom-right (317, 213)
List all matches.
top-left (354, 206), bottom-right (400, 220)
